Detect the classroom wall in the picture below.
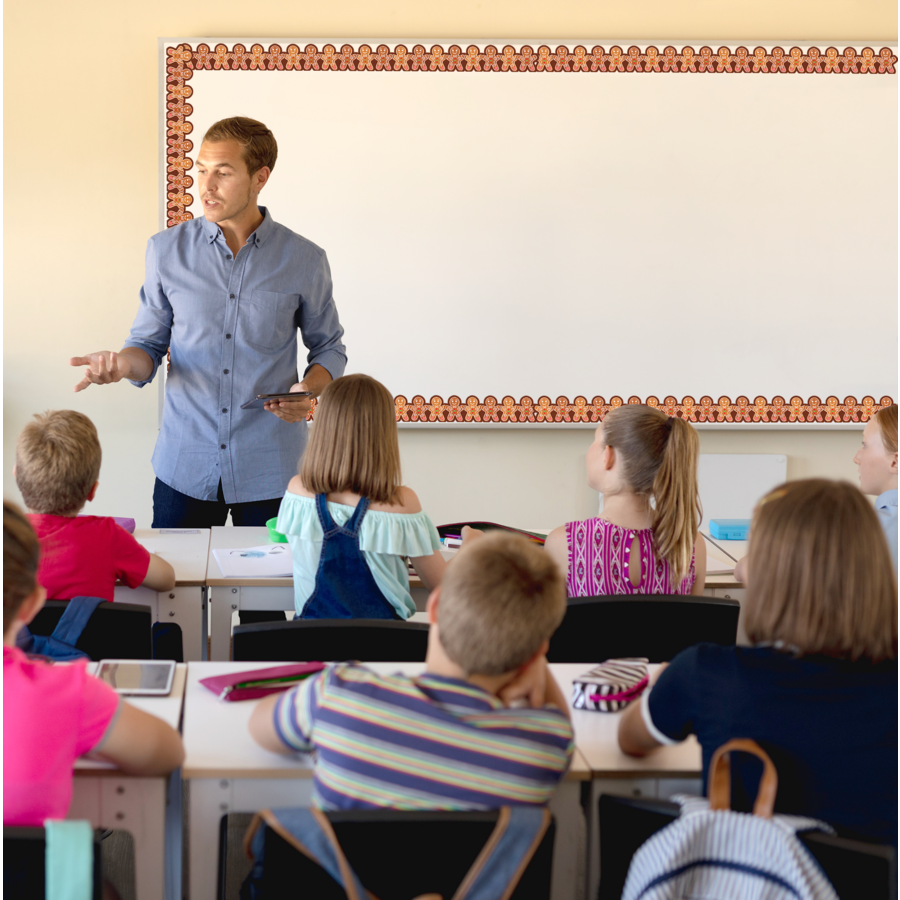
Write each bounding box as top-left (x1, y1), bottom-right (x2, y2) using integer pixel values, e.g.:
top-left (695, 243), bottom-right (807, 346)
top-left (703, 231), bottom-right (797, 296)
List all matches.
top-left (3, 0), bottom-right (895, 527)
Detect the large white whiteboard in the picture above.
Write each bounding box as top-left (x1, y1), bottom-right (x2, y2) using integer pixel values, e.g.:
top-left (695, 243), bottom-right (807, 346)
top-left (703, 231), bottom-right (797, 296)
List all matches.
top-left (161, 40), bottom-right (897, 425)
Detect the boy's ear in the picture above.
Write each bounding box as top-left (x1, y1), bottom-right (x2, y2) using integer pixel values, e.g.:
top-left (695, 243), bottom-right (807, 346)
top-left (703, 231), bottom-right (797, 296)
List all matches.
top-left (518, 639), bottom-right (551, 673)
top-left (426, 587), bottom-right (441, 625)
top-left (892, 452), bottom-right (898, 473)
top-left (86, 481), bottom-right (99, 503)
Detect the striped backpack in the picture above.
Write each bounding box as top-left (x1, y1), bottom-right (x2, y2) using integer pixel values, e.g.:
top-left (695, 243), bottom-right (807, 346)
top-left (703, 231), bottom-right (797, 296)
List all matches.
top-left (622, 739), bottom-right (839, 900)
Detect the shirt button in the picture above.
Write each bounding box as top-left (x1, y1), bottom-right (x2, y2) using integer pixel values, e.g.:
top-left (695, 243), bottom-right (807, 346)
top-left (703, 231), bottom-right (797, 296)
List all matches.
top-left (220, 444), bottom-right (226, 450)
top-left (225, 334), bottom-right (232, 339)
top-left (226, 255), bottom-right (232, 260)
top-left (223, 369), bottom-right (229, 374)
top-left (222, 408), bottom-right (227, 413)
top-left (229, 293), bottom-right (235, 299)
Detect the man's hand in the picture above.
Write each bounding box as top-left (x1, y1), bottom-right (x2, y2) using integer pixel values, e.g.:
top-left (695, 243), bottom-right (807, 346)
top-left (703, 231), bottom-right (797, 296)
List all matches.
top-left (264, 382), bottom-right (314, 422)
top-left (70, 351), bottom-right (130, 392)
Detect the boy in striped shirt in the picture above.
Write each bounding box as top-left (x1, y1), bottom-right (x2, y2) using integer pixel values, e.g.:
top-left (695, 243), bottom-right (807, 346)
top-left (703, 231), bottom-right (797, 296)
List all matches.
top-left (249, 532), bottom-right (574, 809)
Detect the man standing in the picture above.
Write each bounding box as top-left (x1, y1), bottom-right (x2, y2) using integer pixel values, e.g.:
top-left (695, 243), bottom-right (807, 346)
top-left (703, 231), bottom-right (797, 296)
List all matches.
top-left (70, 118), bottom-right (346, 528)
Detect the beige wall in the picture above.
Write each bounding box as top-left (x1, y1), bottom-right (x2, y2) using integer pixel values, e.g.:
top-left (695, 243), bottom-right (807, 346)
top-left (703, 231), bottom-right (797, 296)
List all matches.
top-left (4, 1), bottom-right (894, 526)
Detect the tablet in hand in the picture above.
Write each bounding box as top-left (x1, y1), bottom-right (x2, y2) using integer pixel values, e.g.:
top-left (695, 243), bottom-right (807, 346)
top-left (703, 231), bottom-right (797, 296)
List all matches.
top-left (240, 391), bottom-right (313, 410)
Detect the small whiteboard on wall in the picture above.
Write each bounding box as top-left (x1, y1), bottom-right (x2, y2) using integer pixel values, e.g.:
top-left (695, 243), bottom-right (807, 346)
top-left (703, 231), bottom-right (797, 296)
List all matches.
top-left (698, 453), bottom-right (787, 523)
top-left (160, 40), bottom-right (897, 426)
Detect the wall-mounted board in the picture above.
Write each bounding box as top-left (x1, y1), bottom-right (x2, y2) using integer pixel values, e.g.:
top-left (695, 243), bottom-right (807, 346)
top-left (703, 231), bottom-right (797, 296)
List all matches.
top-left (161, 40), bottom-right (897, 426)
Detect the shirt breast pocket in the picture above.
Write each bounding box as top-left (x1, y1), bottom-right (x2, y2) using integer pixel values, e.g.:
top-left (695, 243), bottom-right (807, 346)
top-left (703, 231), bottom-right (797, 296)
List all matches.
top-left (241, 290), bottom-right (300, 352)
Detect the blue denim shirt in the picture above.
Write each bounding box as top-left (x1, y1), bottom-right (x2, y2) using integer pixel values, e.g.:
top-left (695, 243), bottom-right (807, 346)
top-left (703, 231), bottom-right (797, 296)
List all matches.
top-left (125, 209), bottom-right (346, 504)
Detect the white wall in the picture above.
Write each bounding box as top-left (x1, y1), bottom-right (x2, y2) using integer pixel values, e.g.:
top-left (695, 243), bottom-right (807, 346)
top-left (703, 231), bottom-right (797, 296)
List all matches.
top-left (3, 0), bottom-right (893, 527)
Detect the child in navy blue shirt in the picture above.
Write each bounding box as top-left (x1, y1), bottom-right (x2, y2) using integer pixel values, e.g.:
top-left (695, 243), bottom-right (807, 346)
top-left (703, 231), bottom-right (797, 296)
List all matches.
top-left (619, 479), bottom-right (897, 845)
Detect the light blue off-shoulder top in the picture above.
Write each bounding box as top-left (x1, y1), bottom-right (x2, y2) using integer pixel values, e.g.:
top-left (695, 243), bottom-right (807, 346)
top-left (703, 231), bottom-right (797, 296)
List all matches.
top-left (276, 492), bottom-right (443, 618)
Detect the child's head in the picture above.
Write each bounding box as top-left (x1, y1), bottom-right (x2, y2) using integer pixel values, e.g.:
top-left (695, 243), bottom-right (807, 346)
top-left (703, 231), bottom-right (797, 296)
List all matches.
top-left (591, 405), bottom-right (701, 581)
top-left (854, 406), bottom-right (898, 496)
top-left (435, 532), bottom-right (566, 677)
top-left (300, 374), bottom-right (402, 505)
top-left (3, 500), bottom-right (43, 640)
top-left (15, 410), bottom-right (101, 516)
top-left (744, 479), bottom-right (896, 662)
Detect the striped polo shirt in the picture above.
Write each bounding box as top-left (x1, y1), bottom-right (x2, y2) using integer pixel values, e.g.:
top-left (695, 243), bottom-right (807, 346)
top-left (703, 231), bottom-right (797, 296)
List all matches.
top-left (274, 664), bottom-right (574, 810)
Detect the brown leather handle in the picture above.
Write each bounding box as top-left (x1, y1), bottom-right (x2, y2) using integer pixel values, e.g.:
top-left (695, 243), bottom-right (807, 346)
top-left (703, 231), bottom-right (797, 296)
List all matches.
top-left (707, 738), bottom-right (778, 819)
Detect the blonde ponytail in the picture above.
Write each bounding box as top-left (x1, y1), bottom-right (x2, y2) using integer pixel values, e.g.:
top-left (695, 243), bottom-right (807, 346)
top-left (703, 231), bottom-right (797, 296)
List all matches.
top-left (651, 417), bottom-right (702, 583)
top-left (601, 407), bottom-right (702, 584)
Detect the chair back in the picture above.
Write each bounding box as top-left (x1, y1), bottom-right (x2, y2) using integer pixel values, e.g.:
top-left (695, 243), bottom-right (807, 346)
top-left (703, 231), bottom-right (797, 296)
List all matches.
top-left (232, 618), bottom-right (430, 662)
top-left (548, 594), bottom-right (740, 662)
top-left (4, 826), bottom-right (103, 900)
top-left (223, 809), bottom-right (555, 900)
top-left (29, 600), bottom-right (153, 660)
top-left (597, 794), bottom-right (897, 900)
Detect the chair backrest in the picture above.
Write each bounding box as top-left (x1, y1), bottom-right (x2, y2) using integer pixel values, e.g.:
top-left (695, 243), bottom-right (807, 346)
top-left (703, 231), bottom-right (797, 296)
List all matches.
top-left (4, 826), bottom-right (103, 900)
top-left (228, 809), bottom-right (555, 900)
top-left (597, 794), bottom-right (897, 900)
top-left (232, 618), bottom-right (430, 662)
top-left (28, 600), bottom-right (153, 660)
top-left (547, 594), bottom-right (740, 663)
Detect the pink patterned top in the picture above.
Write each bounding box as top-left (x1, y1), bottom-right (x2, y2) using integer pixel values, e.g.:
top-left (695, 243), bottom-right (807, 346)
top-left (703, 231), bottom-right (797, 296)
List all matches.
top-left (565, 517), bottom-right (696, 597)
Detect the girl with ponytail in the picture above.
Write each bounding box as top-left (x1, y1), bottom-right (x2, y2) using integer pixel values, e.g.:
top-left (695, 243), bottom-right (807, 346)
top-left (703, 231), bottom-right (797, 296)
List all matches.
top-left (545, 406), bottom-right (706, 596)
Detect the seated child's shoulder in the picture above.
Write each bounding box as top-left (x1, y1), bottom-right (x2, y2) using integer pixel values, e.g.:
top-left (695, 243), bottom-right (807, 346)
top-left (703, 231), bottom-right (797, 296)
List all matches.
top-left (369, 486), bottom-right (422, 515)
top-left (287, 475), bottom-right (314, 498)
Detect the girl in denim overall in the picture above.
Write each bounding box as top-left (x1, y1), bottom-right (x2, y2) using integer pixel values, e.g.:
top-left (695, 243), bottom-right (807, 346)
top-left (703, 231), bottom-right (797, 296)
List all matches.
top-left (275, 374), bottom-right (447, 619)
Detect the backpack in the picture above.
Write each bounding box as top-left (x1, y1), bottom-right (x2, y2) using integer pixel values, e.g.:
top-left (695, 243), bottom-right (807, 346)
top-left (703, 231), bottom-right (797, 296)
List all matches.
top-left (622, 739), bottom-right (839, 900)
top-left (241, 805), bottom-right (552, 900)
top-left (15, 596), bottom-right (105, 662)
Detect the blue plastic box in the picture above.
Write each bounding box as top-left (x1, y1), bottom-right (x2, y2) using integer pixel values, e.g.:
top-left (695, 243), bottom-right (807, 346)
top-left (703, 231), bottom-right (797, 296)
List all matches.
top-left (709, 519), bottom-right (750, 540)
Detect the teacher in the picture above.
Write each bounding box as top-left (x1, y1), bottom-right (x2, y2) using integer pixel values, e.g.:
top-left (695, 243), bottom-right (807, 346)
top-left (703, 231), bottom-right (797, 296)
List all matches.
top-left (70, 117), bottom-right (347, 528)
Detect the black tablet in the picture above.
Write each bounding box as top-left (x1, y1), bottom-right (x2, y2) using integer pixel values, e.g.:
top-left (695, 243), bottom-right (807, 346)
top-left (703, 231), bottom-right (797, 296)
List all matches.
top-left (241, 391), bottom-right (313, 410)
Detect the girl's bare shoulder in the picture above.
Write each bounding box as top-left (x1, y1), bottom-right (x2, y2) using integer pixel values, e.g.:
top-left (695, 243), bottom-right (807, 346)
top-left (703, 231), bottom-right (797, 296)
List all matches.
top-left (286, 475), bottom-right (314, 498)
top-left (368, 486), bottom-right (423, 515)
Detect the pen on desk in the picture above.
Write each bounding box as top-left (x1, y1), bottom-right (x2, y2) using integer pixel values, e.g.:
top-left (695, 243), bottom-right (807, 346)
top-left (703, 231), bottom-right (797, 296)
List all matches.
top-left (700, 531), bottom-right (739, 564)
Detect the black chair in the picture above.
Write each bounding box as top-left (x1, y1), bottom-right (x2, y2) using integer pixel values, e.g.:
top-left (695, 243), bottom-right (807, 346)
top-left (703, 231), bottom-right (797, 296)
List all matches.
top-left (4, 826), bottom-right (103, 900)
top-left (232, 618), bottom-right (430, 662)
top-left (597, 794), bottom-right (897, 900)
top-left (220, 809), bottom-right (555, 900)
top-left (29, 600), bottom-right (153, 660)
top-left (547, 594), bottom-right (740, 663)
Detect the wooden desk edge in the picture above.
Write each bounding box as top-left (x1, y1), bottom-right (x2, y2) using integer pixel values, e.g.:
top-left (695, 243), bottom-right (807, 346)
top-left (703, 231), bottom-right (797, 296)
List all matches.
top-left (182, 765), bottom-right (315, 780)
top-left (206, 577), bottom-right (294, 587)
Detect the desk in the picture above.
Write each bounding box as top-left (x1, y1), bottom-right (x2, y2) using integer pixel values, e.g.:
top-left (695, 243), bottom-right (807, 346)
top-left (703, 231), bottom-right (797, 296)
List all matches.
top-left (183, 661), bottom-right (590, 900)
top-left (114, 529), bottom-right (211, 661)
top-left (70, 664), bottom-right (187, 900)
top-left (553, 663), bottom-right (702, 900)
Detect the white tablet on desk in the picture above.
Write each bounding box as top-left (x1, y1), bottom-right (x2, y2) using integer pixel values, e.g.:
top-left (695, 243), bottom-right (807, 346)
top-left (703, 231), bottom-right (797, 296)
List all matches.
top-left (95, 660), bottom-right (176, 696)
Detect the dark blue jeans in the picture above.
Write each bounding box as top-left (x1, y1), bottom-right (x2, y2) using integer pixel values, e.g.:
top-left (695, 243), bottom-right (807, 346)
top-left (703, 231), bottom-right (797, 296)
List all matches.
top-left (151, 479), bottom-right (283, 529)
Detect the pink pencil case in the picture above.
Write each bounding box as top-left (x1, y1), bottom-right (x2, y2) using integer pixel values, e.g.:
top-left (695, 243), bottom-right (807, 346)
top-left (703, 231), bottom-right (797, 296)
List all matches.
top-left (200, 663), bottom-right (326, 702)
top-left (571, 658), bottom-right (649, 712)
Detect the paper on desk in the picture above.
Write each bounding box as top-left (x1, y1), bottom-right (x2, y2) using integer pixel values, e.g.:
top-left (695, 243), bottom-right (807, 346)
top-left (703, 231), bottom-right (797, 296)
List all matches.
top-left (213, 544), bottom-right (293, 577)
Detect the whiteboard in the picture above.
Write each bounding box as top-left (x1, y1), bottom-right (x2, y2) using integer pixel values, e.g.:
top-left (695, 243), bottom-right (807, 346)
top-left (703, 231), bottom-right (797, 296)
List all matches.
top-left (161, 40), bottom-right (897, 425)
top-left (698, 453), bottom-right (787, 522)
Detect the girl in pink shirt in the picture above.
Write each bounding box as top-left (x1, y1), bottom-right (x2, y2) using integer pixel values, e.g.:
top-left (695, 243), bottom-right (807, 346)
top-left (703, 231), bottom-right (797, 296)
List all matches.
top-left (545, 406), bottom-right (706, 597)
top-left (3, 501), bottom-right (184, 826)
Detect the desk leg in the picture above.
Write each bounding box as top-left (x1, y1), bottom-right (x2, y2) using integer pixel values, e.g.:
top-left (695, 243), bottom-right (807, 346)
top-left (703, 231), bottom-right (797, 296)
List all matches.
top-left (548, 779), bottom-right (586, 900)
top-left (158, 586), bottom-right (206, 662)
top-left (209, 586), bottom-right (239, 661)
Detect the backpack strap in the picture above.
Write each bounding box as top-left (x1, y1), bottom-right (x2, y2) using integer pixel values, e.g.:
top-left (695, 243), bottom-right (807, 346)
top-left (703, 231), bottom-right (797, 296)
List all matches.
top-left (452, 807), bottom-right (552, 900)
top-left (708, 738), bottom-right (778, 819)
top-left (50, 597), bottom-right (105, 648)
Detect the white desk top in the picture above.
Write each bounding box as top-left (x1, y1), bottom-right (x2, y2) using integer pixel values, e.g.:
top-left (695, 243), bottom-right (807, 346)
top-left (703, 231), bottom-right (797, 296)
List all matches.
top-left (206, 526), bottom-right (293, 587)
top-left (75, 663), bottom-right (187, 773)
top-left (132, 529), bottom-right (211, 586)
top-left (552, 663), bottom-right (701, 778)
top-left (182, 661), bottom-right (616, 781)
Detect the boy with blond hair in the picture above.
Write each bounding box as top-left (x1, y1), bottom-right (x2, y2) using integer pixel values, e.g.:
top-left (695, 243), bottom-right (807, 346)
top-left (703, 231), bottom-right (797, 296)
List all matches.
top-left (15, 410), bottom-right (174, 600)
top-left (250, 532), bottom-right (573, 809)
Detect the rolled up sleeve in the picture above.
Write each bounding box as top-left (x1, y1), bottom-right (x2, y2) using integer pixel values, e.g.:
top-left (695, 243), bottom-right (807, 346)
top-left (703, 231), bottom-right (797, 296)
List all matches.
top-left (125, 238), bottom-right (174, 387)
top-left (298, 251), bottom-right (347, 381)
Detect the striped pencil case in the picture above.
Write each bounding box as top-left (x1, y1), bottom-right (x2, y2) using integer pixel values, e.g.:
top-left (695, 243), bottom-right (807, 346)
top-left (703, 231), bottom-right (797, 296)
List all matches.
top-left (571, 658), bottom-right (649, 712)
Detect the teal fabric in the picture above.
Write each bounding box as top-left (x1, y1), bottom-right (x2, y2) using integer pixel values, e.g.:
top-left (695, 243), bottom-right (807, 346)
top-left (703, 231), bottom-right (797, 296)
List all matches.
top-left (44, 819), bottom-right (93, 900)
top-left (277, 492), bottom-right (442, 618)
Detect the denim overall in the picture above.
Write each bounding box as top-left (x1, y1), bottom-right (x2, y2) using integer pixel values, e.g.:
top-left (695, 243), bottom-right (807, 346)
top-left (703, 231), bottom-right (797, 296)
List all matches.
top-left (300, 494), bottom-right (399, 620)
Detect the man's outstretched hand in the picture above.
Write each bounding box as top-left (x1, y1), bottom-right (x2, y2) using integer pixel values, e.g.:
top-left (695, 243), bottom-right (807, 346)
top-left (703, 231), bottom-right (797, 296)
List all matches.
top-left (70, 351), bottom-right (129, 392)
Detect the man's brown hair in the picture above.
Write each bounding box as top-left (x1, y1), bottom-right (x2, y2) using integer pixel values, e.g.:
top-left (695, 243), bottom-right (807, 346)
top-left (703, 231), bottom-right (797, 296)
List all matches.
top-left (4, 501), bottom-right (40, 634)
top-left (203, 117), bottom-right (277, 174)
top-left (744, 479), bottom-right (897, 662)
top-left (437, 532), bottom-right (567, 676)
top-left (300, 374), bottom-right (402, 505)
top-left (875, 405), bottom-right (898, 455)
top-left (15, 410), bottom-right (102, 515)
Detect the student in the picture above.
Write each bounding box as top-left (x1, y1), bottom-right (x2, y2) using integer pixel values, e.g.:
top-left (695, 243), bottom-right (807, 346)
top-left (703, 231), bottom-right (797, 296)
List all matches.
top-left (15, 410), bottom-right (175, 601)
top-left (249, 532), bottom-right (574, 809)
top-left (3, 501), bottom-right (184, 826)
top-left (276, 373), bottom-right (446, 619)
top-left (618, 480), bottom-right (897, 845)
top-left (544, 406), bottom-right (706, 596)
top-left (854, 405), bottom-right (898, 571)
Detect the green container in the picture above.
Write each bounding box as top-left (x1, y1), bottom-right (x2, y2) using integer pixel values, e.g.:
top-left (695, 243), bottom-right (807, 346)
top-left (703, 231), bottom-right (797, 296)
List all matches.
top-left (266, 517), bottom-right (288, 543)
